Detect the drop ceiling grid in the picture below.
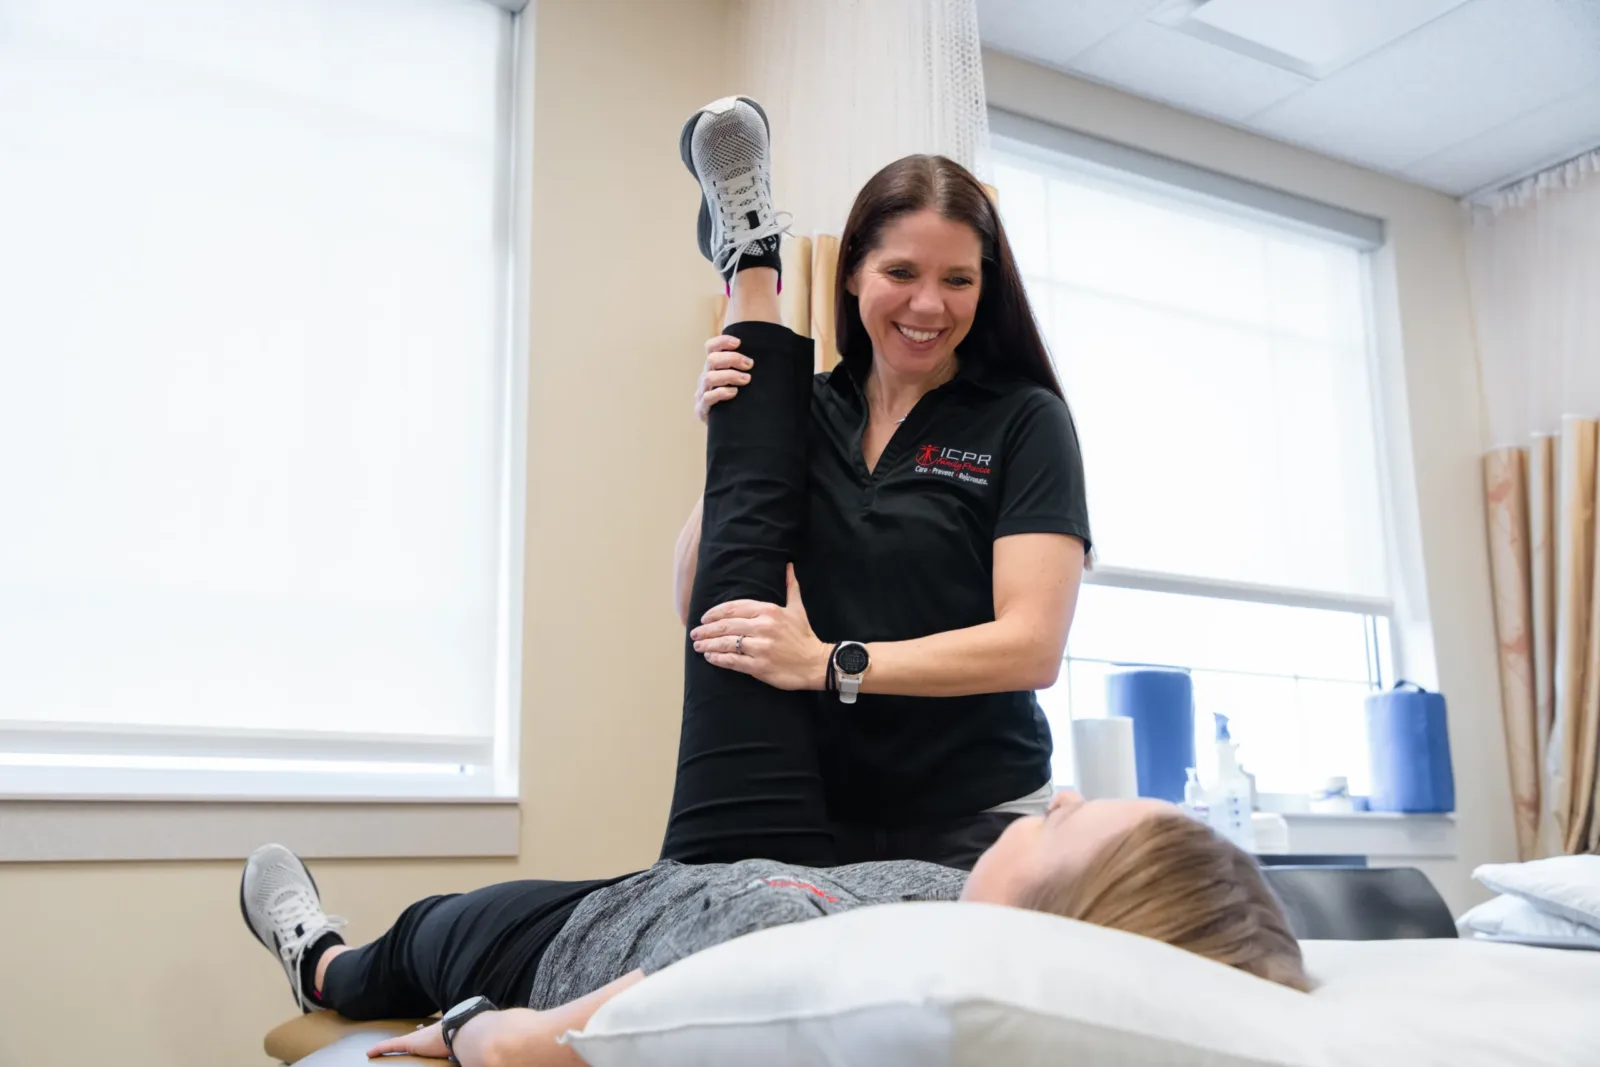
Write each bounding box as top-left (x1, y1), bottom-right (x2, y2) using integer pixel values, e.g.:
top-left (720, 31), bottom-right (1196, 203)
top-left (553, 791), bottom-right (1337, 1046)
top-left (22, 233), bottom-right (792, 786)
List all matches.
top-left (978, 0), bottom-right (1600, 195)
top-left (1070, 16), bottom-right (1313, 121)
top-left (1402, 80), bottom-right (1600, 192)
top-left (1245, 0), bottom-right (1600, 173)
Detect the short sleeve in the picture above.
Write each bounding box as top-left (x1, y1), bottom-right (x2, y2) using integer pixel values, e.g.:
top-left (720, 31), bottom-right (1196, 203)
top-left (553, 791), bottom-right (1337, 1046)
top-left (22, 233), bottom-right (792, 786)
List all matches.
top-left (995, 391), bottom-right (1092, 551)
top-left (637, 883), bottom-right (829, 975)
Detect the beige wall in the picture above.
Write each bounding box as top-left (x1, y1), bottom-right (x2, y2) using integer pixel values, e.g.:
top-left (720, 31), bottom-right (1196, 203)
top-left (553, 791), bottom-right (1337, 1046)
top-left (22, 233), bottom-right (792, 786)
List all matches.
top-left (1, 3), bottom-right (733, 1064)
top-left (984, 52), bottom-right (1513, 914)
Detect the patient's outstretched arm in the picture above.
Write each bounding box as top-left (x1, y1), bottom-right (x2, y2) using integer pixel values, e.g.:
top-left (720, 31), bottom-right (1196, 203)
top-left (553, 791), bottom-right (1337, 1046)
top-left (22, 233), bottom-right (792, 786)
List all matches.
top-left (364, 971), bottom-right (646, 1065)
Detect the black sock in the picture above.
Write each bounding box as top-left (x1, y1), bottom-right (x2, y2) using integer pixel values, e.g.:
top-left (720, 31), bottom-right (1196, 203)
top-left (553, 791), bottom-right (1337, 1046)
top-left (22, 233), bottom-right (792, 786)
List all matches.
top-left (299, 930), bottom-right (346, 1005)
top-left (726, 234), bottom-right (782, 284)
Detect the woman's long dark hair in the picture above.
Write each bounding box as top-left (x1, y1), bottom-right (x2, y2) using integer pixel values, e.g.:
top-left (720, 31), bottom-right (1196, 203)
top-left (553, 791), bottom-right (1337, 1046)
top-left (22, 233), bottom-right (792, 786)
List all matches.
top-left (834, 154), bottom-right (1064, 401)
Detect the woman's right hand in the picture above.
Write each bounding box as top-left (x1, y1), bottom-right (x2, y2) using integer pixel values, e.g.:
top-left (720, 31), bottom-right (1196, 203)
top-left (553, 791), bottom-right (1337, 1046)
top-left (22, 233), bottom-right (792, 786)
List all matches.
top-left (695, 334), bottom-right (753, 423)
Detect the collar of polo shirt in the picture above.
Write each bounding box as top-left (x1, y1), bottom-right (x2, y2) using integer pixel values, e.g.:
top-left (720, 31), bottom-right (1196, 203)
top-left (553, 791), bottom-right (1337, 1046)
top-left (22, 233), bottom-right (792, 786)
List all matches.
top-left (826, 351), bottom-right (1008, 400)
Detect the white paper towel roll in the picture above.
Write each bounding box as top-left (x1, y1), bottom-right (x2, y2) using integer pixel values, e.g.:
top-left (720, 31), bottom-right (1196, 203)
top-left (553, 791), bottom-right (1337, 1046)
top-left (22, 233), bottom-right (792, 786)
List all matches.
top-left (1071, 717), bottom-right (1139, 800)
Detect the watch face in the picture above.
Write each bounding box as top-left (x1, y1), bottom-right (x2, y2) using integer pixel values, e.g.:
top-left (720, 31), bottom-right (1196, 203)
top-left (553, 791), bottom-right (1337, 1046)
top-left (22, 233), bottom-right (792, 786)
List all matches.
top-left (835, 643), bottom-right (869, 676)
top-left (445, 996), bottom-right (488, 1024)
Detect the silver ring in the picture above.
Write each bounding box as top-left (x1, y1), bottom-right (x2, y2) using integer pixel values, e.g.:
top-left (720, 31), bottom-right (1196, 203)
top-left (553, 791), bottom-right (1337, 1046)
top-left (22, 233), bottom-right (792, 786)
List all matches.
top-left (735, 635), bottom-right (745, 655)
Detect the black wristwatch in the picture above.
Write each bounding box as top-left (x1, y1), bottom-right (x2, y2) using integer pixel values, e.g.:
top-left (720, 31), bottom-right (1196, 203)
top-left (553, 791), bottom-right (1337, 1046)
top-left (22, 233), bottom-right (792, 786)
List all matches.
top-left (831, 641), bottom-right (870, 704)
top-left (441, 995), bottom-right (498, 1064)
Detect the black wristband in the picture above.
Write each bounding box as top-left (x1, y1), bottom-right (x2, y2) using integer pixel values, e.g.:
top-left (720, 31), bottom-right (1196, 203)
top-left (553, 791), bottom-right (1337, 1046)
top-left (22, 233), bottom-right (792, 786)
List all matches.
top-left (441, 996), bottom-right (498, 1064)
top-left (825, 642), bottom-right (841, 692)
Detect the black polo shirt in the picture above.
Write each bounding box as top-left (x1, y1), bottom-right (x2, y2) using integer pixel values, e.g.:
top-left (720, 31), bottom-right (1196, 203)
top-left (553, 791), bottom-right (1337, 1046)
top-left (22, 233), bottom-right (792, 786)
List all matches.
top-left (796, 356), bottom-right (1092, 825)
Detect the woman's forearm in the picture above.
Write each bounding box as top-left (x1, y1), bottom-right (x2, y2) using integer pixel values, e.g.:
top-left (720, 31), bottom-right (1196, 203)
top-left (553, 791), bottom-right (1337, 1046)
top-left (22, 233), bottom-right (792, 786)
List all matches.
top-left (468, 971), bottom-right (647, 1067)
top-left (850, 533), bottom-right (1083, 699)
top-left (527, 970), bottom-right (645, 1066)
top-left (674, 495), bottom-right (703, 626)
top-left (855, 617), bottom-right (1065, 699)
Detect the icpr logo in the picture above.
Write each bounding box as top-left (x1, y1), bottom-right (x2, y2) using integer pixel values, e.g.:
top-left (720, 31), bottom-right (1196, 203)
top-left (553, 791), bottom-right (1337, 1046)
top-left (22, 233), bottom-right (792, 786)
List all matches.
top-left (913, 445), bottom-right (995, 484)
top-left (918, 445), bottom-right (993, 469)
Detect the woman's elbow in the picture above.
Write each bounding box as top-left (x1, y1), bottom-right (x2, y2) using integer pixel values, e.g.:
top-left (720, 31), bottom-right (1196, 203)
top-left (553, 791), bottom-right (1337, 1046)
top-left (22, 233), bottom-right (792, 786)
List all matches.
top-left (1019, 644), bottom-right (1064, 691)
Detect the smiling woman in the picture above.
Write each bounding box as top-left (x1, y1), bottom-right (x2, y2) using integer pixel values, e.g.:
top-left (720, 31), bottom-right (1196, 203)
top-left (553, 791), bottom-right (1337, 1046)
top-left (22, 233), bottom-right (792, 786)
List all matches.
top-left (668, 104), bottom-right (1094, 871)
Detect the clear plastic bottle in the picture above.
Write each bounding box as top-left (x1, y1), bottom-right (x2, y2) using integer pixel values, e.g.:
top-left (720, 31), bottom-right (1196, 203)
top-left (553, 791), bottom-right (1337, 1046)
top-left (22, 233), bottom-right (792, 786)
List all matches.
top-left (1182, 767), bottom-right (1209, 821)
top-left (1207, 714), bottom-right (1256, 851)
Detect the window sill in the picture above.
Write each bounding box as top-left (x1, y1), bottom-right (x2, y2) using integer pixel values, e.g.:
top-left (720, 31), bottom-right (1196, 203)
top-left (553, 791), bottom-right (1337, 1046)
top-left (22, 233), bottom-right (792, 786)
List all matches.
top-left (1252, 811), bottom-right (1455, 860)
top-left (0, 795), bottom-right (521, 863)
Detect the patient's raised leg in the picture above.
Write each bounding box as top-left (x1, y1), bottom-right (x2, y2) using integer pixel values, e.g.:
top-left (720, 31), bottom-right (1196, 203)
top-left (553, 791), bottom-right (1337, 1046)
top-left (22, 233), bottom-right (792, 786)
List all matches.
top-left (658, 97), bottom-right (833, 867)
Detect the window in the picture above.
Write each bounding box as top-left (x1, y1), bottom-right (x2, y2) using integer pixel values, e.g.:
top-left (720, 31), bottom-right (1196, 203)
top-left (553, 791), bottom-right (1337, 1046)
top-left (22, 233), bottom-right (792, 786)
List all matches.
top-left (988, 121), bottom-right (1394, 798)
top-left (0, 0), bottom-right (527, 799)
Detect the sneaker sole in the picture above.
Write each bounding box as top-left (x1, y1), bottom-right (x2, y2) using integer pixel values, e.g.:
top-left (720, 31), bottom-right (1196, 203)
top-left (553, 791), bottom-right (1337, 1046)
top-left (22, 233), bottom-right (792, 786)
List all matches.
top-left (678, 96), bottom-right (770, 267)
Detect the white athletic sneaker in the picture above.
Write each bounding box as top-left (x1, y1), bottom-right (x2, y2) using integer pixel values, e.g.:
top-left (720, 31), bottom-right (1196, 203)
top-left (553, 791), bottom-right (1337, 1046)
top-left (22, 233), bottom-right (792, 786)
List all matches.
top-left (679, 95), bottom-right (788, 279)
top-left (240, 843), bottom-right (348, 1013)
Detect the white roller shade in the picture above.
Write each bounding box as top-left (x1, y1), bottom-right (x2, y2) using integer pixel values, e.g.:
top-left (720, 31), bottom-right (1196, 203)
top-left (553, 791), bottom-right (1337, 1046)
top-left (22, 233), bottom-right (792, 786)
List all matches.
top-left (0, 0), bottom-right (517, 786)
top-left (991, 144), bottom-right (1390, 604)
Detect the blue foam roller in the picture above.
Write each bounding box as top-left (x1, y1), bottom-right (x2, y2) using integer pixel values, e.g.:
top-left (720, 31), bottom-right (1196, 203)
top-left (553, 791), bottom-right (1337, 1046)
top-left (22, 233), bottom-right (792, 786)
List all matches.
top-left (1107, 668), bottom-right (1195, 803)
top-left (1366, 682), bottom-right (1455, 813)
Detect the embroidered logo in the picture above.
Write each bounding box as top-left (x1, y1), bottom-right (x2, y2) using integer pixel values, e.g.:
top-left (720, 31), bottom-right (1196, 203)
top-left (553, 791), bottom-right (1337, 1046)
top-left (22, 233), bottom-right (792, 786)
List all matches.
top-left (913, 444), bottom-right (993, 486)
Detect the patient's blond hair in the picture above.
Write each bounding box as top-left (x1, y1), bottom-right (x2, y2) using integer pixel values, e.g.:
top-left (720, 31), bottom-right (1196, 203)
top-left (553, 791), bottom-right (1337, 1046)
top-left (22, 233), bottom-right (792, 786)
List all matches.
top-left (1020, 812), bottom-right (1313, 992)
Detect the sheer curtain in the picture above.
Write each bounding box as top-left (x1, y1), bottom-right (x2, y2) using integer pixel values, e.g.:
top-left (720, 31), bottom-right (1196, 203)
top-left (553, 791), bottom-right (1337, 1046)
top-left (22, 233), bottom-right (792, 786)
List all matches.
top-left (1475, 150), bottom-right (1600, 857)
top-left (0, 0), bottom-right (518, 793)
top-left (731, 0), bottom-right (989, 239)
top-left (1472, 152), bottom-right (1600, 447)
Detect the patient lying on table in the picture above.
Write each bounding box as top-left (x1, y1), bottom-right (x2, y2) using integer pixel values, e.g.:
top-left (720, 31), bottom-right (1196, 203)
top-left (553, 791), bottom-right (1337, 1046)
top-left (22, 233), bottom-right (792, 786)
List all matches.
top-left (241, 791), bottom-right (1309, 1066)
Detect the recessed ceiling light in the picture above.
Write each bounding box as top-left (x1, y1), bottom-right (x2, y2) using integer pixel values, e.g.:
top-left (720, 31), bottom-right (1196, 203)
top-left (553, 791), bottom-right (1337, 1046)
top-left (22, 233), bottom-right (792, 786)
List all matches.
top-left (1150, 0), bottom-right (1470, 79)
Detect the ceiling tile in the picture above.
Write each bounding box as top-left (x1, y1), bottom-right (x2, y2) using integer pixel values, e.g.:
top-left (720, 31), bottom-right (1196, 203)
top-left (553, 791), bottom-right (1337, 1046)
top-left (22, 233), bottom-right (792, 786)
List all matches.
top-left (1402, 79), bottom-right (1600, 194)
top-left (1171, 0), bottom-right (1470, 79)
top-left (1067, 17), bottom-right (1313, 122)
top-left (1245, 0), bottom-right (1600, 171)
top-left (978, 0), bottom-right (1168, 69)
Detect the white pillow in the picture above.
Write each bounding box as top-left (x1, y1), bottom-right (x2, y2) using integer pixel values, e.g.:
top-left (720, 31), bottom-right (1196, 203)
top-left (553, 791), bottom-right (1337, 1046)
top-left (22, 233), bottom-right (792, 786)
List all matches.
top-left (1474, 854), bottom-right (1600, 930)
top-left (1457, 892), bottom-right (1600, 941)
top-left (563, 902), bottom-right (1600, 1067)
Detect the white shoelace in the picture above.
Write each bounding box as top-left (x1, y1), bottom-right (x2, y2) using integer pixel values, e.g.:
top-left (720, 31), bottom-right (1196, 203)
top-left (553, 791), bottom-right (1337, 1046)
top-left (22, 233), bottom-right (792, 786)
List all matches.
top-left (268, 887), bottom-right (349, 1013)
top-left (710, 165), bottom-right (792, 277)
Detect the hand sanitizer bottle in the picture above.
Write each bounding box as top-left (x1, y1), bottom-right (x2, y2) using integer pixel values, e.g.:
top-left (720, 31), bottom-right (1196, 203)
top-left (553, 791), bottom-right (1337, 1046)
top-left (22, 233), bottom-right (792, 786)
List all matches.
top-left (1207, 714), bottom-right (1256, 851)
top-left (1182, 767), bottom-right (1209, 821)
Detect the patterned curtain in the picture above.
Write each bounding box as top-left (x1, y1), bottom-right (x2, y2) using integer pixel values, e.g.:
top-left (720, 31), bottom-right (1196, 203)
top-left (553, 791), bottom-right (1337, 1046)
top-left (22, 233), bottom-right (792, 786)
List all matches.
top-left (1475, 151), bottom-right (1600, 858)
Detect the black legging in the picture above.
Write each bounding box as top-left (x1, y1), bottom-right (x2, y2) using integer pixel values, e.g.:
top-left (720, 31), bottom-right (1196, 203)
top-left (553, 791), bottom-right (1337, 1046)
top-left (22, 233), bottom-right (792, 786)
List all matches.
top-left (321, 876), bottom-right (629, 1018)
top-left (657, 320), bottom-right (836, 867)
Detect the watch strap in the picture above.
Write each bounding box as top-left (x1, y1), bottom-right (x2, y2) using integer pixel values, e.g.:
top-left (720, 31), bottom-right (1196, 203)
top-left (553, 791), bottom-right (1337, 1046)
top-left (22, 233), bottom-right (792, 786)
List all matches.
top-left (832, 641), bottom-right (868, 704)
top-left (442, 996), bottom-right (498, 1063)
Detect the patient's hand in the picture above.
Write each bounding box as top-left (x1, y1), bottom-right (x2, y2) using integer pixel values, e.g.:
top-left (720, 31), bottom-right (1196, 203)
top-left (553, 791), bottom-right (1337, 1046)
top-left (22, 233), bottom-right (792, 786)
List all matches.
top-left (366, 1009), bottom-right (570, 1066)
top-left (366, 1019), bottom-right (447, 1059)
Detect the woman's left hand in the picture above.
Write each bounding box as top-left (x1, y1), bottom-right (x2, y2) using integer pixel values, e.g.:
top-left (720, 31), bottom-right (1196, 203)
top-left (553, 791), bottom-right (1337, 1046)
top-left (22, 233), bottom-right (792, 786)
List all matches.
top-left (692, 565), bottom-right (830, 691)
